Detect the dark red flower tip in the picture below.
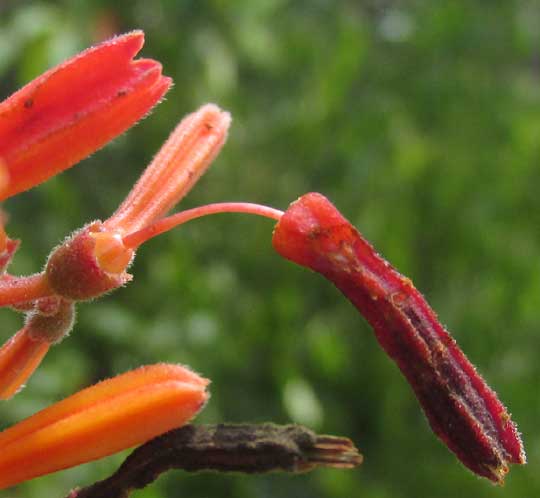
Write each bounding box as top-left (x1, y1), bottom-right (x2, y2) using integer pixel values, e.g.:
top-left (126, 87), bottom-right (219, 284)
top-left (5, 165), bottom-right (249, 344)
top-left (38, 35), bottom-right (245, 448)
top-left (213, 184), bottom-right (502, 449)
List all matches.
top-left (273, 192), bottom-right (525, 483)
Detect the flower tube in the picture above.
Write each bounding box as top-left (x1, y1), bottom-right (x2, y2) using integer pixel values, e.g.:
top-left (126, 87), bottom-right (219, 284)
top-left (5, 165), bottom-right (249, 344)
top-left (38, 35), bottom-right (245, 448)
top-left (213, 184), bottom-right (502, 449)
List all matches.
top-left (0, 363), bottom-right (209, 489)
top-left (272, 192), bottom-right (525, 483)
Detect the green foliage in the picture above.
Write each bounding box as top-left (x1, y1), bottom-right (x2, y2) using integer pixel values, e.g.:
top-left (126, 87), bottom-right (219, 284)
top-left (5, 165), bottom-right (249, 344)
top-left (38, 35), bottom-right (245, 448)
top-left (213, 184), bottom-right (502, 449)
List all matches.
top-left (1, 1), bottom-right (539, 496)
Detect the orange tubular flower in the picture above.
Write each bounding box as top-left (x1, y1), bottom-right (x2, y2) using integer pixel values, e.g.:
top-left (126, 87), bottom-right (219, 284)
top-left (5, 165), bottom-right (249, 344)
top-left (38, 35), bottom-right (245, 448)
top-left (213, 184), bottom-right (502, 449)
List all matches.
top-left (0, 30), bottom-right (171, 201)
top-left (0, 363), bottom-right (209, 490)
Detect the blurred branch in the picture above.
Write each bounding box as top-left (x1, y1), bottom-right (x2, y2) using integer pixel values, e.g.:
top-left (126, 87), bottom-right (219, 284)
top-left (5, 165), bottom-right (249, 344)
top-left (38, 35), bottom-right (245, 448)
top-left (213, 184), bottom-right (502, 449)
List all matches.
top-left (67, 423), bottom-right (362, 498)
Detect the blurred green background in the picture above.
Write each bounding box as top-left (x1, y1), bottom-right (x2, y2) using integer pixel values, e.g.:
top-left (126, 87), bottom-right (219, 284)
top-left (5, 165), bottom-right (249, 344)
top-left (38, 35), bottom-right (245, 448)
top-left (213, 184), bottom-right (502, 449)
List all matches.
top-left (0, 1), bottom-right (539, 497)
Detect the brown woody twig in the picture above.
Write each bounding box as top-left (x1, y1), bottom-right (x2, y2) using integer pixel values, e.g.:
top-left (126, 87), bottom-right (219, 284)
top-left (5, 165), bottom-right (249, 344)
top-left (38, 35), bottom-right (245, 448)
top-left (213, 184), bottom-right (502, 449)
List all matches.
top-left (67, 423), bottom-right (363, 498)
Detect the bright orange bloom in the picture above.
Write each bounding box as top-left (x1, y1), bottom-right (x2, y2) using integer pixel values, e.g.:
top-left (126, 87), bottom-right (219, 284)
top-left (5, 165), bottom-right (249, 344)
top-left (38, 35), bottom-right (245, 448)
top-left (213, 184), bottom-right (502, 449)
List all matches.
top-left (0, 30), bottom-right (171, 200)
top-left (0, 363), bottom-right (209, 489)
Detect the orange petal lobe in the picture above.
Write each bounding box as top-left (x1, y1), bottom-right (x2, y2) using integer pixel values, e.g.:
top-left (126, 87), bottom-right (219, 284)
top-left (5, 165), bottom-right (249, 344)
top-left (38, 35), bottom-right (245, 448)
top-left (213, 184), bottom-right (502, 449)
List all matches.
top-left (0, 31), bottom-right (171, 200)
top-left (0, 363), bottom-right (209, 489)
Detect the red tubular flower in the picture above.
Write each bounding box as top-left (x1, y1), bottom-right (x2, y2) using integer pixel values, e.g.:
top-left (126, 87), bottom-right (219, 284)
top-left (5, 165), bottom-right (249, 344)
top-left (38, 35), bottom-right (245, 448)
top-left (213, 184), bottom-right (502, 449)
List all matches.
top-left (0, 30), bottom-right (171, 200)
top-left (272, 192), bottom-right (525, 483)
top-left (0, 363), bottom-right (209, 490)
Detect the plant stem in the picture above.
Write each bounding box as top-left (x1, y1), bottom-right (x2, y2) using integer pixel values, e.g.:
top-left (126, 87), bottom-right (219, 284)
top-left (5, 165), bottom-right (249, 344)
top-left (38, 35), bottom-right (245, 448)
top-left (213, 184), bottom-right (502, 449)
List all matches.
top-left (67, 423), bottom-right (362, 498)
